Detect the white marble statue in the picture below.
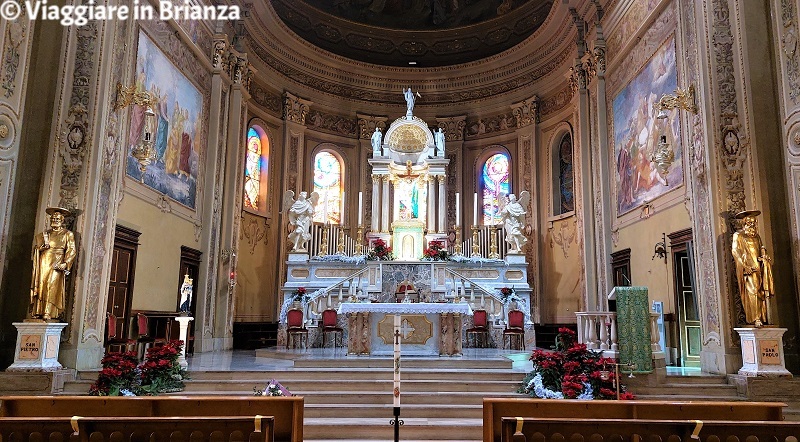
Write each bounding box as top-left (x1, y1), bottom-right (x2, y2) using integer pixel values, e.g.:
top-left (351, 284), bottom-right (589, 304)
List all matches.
top-left (499, 191), bottom-right (530, 254)
top-left (179, 274), bottom-right (193, 313)
top-left (435, 127), bottom-right (446, 157)
top-left (371, 127), bottom-right (383, 155)
top-left (283, 190), bottom-right (320, 252)
top-left (403, 87), bottom-right (420, 117)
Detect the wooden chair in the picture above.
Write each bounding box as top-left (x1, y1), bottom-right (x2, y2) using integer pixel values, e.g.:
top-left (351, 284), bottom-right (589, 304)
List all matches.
top-left (135, 312), bottom-right (168, 359)
top-left (466, 309), bottom-right (490, 348)
top-left (105, 313), bottom-right (137, 354)
top-left (503, 309), bottom-right (525, 350)
top-left (321, 309), bottom-right (343, 347)
top-left (286, 309), bottom-right (308, 349)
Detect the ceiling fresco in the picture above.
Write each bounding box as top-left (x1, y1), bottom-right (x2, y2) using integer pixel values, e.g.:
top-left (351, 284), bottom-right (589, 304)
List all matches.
top-left (270, 0), bottom-right (554, 67)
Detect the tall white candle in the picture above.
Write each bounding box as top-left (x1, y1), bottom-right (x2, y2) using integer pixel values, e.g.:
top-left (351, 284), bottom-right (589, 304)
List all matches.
top-left (341, 191), bottom-right (346, 224)
top-left (323, 193), bottom-right (329, 224)
top-left (473, 193), bottom-right (478, 226)
top-left (358, 192), bottom-right (363, 226)
top-left (394, 314), bottom-right (401, 407)
top-left (455, 192), bottom-right (460, 227)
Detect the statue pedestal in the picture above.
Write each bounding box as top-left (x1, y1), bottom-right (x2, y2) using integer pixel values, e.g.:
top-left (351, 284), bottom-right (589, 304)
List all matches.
top-left (175, 316), bottom-right (193, 369)
top-left (287, 252), bottom-right (309, 262)
top-left (7, 322), bottom-right (68, 372)
top-left (505, 253), bottom-right (526, 265)
top-left (734, 327), bottom-right (792, 377)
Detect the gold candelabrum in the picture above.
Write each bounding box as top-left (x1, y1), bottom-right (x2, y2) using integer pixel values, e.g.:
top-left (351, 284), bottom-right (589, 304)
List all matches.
top-left (336, 225), bottom-right (346, 255)
top-left (116, 83), bottom-right (159, 183)
top-left (654, 85), bottom-right (697, 118)
top-left (471, 225), bottom-right (481, 257)
top-left (355, 225), bottom-right (364, 255)
top-left (488, 224), bottom-right (500, 259)
top-left (319, 224), bottom-right (330, 257)
top-left (453, 225), bottom-right (463, 256)
top-left (599, 360), bottom-right (637, 400)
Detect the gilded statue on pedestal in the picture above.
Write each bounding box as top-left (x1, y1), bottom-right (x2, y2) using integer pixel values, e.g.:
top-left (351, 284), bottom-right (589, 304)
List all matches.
top-left (30, 207), bottom-right (76, 321)
top-left (731, 210), bottom-right (774, 327)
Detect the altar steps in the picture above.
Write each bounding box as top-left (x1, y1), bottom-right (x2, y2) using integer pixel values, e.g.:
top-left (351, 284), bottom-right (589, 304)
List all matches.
top-left (303, 417), bottom-right (482, 440)
top-left (629, 374), bottom-right (742, 401)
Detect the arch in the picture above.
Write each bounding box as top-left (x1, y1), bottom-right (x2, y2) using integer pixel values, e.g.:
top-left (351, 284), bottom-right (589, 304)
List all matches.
top-left (312, 146), bottom-right (345, 225)
top-left (550, 124), bottom-right (575, 216)
top-left (244, 121), bottom-right (271, 214)
top-left (477, 146), bottom-right (512, 225)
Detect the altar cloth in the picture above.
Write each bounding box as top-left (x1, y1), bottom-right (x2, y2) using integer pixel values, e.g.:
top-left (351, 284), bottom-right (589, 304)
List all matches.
top-left (338, 302), bottom-right (473, 315)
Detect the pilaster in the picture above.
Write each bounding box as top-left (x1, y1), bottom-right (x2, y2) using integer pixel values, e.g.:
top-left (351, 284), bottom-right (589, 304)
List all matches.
top-left (436, 116), bottom-right (466, 229)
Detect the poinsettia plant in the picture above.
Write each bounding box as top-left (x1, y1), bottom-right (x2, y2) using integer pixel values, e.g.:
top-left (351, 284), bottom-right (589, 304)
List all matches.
top-left (422, 240), bottom-right (449, 261)
top-left (139, 340), bottom-right (187, 394)
top-left (89, 351), bottom-right (140, 396)
top-left (367, 238), bottom-right (394, 261)
top-left (292, 287), bottom-right (310, 303)
top-left (89, 340), bottom-right (188, 396)
top-left (519, 328), bottom-right (635, 400)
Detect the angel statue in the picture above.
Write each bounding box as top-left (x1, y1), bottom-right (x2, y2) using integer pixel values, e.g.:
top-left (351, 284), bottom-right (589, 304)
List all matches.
top-left (499, 191), bottom-right (530, 254)
top-left (283, 190), bottom-right (320, 252)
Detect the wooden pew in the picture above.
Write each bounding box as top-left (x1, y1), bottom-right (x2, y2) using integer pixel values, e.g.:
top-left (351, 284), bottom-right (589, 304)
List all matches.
top-left (0, 416), bottom-right (274, 442)
top-left (501, 417), bottom-right (800, 442)
top-left (0, 396), bottom-right (301, 442)
top-left (483, 398), bottom-right (786, 442)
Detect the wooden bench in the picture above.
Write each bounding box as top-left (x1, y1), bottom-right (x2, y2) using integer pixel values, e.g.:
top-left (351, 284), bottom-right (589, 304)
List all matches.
top-left (0, 396), bottom-right (301, 442)
top-left (501, 417), bottom-right (800, 442)
top-left (0, 416), bottom-right (274, 442)
top-left (483, 398), bottom-right (786, 442)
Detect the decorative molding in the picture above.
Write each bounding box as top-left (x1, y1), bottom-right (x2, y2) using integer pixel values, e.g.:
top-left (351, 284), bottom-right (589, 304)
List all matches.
top-left (435, 116), bottom-right (466, 141)
top-left (1, 21), bottom-right (26, 98)
top-left (155, 195), bottom-right (173, 213)
top-left (511, 96), bottom-right (539, 127)
top-left (540, 84), bottom-right (575, 118)
top-left (242, 215), bottom-right (267, 254)
top-left (356, 114), bottom-right (388, 140)
top-left (212, 35), bottom-right (228, 70)
top-left (308, 108), bottom-right (358, 138)
top-left (250, 83), bottom-right (282, 115)
top-left (283, 91), bottom-right (311, 124)
top-left (781, 0), bottom-right (800, 104)
top-left (57, 105), bottom-right (90, 212)
top-left (549, 219), bottom-right (576, 259)
top-left (465, 112), bottom-right (515, 138)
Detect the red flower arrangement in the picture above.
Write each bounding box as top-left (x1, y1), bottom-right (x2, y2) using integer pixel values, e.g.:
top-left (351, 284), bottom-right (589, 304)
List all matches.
top-left (139, 340), bottom-right (186, 394)
top-left (89, 351), bottom-right (139, 396)
top-left (520, 328), bottom-right (635, 400)
top-left (367, 238), bottom-right (394, 261)
top-left (422, 240), bottom-right (449, 261)
top-left (89, 340), bottom-right (188, 396)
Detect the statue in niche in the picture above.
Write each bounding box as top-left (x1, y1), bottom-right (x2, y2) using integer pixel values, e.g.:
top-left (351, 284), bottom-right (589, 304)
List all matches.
top-left (498, 192), bottom-right (530, 254)
top-left (732, 210), bottom-right (775, 327)
top-left (179, 274), bottom-right (193, 314)
top-left (283, 190), bottom-right (320, 252)
top-left (403, 87), bottom-right (420, 117)
top-left (435, 127), bottom-right (446, 157)
top-left (371, 127), bottom-right (383, 155)
top-left (30, 207), bottom-right (76, 321)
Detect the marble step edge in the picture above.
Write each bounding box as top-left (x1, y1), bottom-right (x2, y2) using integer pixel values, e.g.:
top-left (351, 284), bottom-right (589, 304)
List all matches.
top-left (633, 394), bottom-right (746, 400)
top-left (305, 418), bottom-right (482, 424)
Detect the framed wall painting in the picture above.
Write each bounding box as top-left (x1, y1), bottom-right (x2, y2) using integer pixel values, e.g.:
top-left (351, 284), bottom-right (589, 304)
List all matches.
top-left (126, 30), bottom-right (204, 210)
top-left (612, 36), bottom-right (683, 216)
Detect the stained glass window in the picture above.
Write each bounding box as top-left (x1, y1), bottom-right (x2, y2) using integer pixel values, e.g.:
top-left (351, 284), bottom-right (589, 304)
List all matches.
top-left (244, 127), bottom-right (262, 210)
top-left (313, 151), bottom-right (343, 224)
top-left (482, 152), bottom-right (510, 225)
top-left (558, 133), bottom-right (574, 214)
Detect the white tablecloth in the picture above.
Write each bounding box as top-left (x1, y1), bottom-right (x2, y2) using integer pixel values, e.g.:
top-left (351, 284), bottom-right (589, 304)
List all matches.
top-left (337, 302), bottom-right (473, 315)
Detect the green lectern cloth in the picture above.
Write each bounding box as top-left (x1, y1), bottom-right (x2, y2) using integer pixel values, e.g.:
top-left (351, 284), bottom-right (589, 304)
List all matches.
top-left (615, 286), bottom-right (653, 373)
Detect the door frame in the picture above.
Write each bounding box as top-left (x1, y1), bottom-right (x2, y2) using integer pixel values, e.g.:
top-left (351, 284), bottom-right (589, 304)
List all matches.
top-left (668, 228), bottom-right (700, 367)
top-left (108, 225), bottom-right (141, 344)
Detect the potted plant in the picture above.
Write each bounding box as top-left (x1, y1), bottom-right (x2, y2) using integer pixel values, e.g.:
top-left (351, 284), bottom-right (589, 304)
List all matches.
top-left (367, 238), bottom-right (394, 261)
top-left (422, 240), bottom-right (449, 261)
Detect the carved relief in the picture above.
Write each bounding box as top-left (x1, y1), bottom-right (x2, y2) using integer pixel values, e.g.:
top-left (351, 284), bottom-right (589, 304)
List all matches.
top-left (212, 35), bottom-right (228, 70)
top-left (58, 105), bottom-right (90, 211)
top-left (549, 220), bottom-right (576, 259)
top-left (540, 85), bottom-right (575, 118)
top-left (781, 0), bottom-right (800, 104)
top-left (250, 83), bottom-right (282, 116)
top-left (512, 96), bottom-right (539, 127)
top-left (242, 216), bottom-right (267, 254)
top-left (357, 114), bottom-right (388, 139)
top-left (2, 21), bottom-right (26, 98)
top-left (283, 92), bottom-right (310, 124)
top-left (308, 109), bottom-right (358, 138)
top-left (465, 112), bottom-right (514, 138)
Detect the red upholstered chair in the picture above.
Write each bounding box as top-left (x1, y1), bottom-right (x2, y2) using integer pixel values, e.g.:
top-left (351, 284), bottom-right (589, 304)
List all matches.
top-left (466, 309), bottom-right (490, 348)
top-left (134, 312), bottom-right (167, 359)
top-left (322, 309), bottom-right (344, 347)
top-left (503, 309), bottom-right (525, 350)
top-left (286, 308), bottom-right (308, 349)
top-left (105, 313), bottom-right (136, 354)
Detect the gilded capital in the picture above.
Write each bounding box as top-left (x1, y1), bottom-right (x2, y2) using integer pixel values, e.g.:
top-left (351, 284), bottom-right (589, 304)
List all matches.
top-left (283, 92), bottom-right (312, 125)
top-left (511, 96), bottom-right (539, 127)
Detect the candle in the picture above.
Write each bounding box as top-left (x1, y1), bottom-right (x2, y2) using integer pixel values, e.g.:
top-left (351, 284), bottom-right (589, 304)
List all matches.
top-left (455, 192), bottom-right (460, 227)
top-left (358, 192), bottom-right (363, 225)
top-left (473, 193), bottom-right (478, 226)
top-left (323, 193), bottom-right (329, 224)
top-left (394, 314), bottom-right (401, 407)
top-left (341, 191), bottom-right (346, 224)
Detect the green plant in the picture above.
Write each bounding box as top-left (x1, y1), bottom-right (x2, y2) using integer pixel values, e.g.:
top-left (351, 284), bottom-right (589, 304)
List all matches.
top-left (138, 340), bottom-right (188, 395)
top-left (89, 351), bottom-right (140, 396)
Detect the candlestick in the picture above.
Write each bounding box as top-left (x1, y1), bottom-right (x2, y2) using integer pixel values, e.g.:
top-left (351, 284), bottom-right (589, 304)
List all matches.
top-left (336, 225), bottom-right (346, 255)
top-left (488, 225), bottom-right (500, 259)
top-left (473, 193), bottom-right (478, 226)
top-left (393, 314), bottom-right (401, 407)
top-left (355, 225), bottom-right (364, 255)
top-left (358, 192), bottom-right (363, 225)
top-left (319, 224), bottom-right (330, 257)
top-left (453, 224), bottom-right (462, 256)
top-left (471, 225), bottom-right (481, 257)
top-left (455, 192), bottom-right (460, 226)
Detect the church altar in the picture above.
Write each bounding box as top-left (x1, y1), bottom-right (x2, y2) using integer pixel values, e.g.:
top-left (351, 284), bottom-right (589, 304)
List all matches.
top-left (338, 302), bottom-right (473, 356)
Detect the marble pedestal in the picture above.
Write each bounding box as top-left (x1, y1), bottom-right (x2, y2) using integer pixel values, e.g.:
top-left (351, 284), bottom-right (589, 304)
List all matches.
top-left (175, 316), bottom-right (194, 369)
top-left (734, 327), bottom-right (792, 377)
top-left (7, 322), bottom-right (68, 372)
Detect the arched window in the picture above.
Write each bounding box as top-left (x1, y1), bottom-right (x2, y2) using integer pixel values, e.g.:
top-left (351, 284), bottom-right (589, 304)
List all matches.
top-left (312, 150), bottom-right (343, 224)
top-left (244, 125), bottom-right (269, 211)
top-left (482, 152), bottom-right (510, 225)
top-left (555, 132), bottom-right (574, 214)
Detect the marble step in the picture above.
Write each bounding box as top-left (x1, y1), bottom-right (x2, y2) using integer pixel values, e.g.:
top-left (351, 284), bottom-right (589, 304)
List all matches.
top-left (304, 403), bottom-right (483, 419)
top-left (633, 393), bottom-right (746, 401)
top-left (663, 375), bottom-right (729, 384)
top-left (185, 368), bottom-right (526, 382)
top-left (287, 357), bottom-right (513, 370)
top-left (182, 379), bottom-right (520, 393)
top-left (631, 383), bottom-right (739, 397)
top-left (300, 391), bottom-right (524, 405)
top-left (303, 417), bottom-right (482, 440)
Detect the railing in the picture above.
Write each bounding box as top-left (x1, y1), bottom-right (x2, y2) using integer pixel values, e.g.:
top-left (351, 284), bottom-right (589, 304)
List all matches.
top-left (575, 311), bottom-right (663, 359)
top-left (445, 268), bottom-right (508, 325)
top-left (455, 225), bottom-right (510, 259)
top-left (307, 268), bottom-right (369, 320)
top-left (309, 223), bottom-right (360, 257)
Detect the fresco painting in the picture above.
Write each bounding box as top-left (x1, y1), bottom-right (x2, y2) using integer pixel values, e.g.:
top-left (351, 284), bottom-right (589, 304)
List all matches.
top-left (126, 31), bottom-right (203, 210)
top-left (612, 37), bottom-right (683, 216)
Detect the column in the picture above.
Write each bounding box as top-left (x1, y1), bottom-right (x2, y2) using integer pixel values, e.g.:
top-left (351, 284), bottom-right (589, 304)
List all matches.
top-left (437, 175), bottom-right (447, 233)
top-left (381, 175), bottom-right (390, 232)
top-left (427, 176), bottom-right (436, 232)
top-left (371, 175), bottom-right (380, 233)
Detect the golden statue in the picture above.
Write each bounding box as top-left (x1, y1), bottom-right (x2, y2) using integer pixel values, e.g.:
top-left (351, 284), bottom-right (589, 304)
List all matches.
top-left (731, 210), bottom-right (774, 327)
top-left (30, 207), bottom-right (76, 321)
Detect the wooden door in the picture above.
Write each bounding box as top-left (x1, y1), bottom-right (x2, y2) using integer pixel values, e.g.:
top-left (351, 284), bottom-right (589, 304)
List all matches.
top-left (107, 226), bottom-right (140, 343)
top-left (668, 229), bottom-right (700, 367)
